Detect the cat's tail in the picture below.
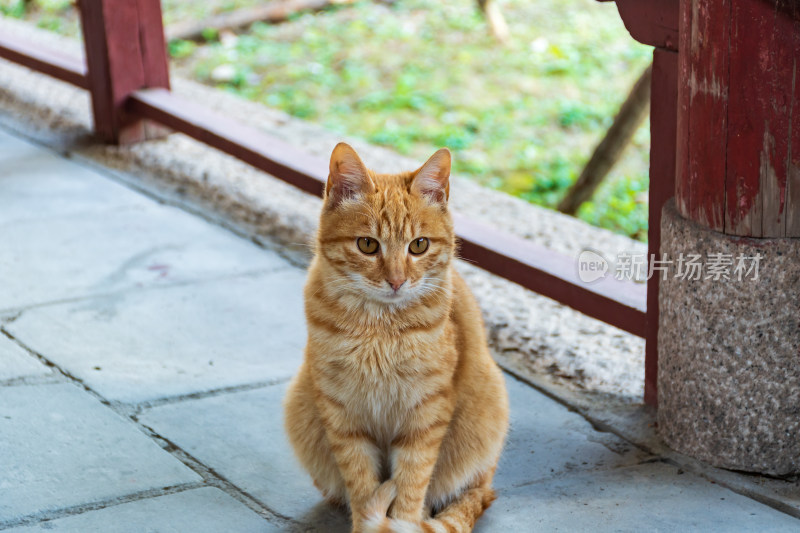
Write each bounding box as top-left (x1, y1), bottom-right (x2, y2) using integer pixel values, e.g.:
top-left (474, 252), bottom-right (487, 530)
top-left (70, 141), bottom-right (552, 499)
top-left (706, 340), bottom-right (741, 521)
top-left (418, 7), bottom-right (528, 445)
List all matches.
top-left (363, 482), bottom-right (496, 533)
top-left (362, 480), bottom-right (397, 523)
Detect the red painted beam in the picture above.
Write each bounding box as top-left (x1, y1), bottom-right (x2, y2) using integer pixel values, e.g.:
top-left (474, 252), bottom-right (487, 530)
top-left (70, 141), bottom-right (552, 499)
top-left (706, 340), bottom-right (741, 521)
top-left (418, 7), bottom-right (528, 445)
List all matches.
top-left (128, 88), bottom-right (329, 197)
top-left (129, 87), bottom-right (647, 336)
top-left (0, 34), bottom-right (88, 89)
top-left (454, 214), bottom-right (647, 337)
top-left (613, 0), bottom-right (679, 51)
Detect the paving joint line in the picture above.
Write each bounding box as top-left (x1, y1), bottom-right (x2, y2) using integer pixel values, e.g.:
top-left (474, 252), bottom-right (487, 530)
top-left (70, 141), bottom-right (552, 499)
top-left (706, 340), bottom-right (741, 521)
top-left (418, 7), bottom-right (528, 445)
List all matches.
top-left (0, 264), bottom-right (295, 317)
top-left (133, 421), bottom-right (295, 525)
top-left (0, 328), bottom-right (296, 527)
top-left (0, 373), bottom-right (66, 388)
top-left (130, 377), bottom-right (293, 413)
top-left (0, 311), bottom-right (23, 325)
top-left (0, 482), bottom-right (204, 531)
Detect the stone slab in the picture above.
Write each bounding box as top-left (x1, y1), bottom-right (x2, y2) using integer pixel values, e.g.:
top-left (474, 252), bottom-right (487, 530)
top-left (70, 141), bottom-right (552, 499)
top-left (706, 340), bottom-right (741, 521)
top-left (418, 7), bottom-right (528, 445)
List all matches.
top-left (5, 488), bottom-right (281, 533)
top-left (139, 375), bottom-right (647, 525)
top-left (0, 190), bottom-right (291, 312)
top-left (496, 377), bottom-right (648, 489)
top-left (477, 461), bottom-right (800, 532)
top-left (0, 129), bottom-right (150, 225)
top-left (0, 383), bottom-right (199, 523)
top-left (139, 382), bottom-right (325, 522)
top-left (6, 273), bottom-right (307, 404)
top-left (0, 334), bottom-right (50, 381)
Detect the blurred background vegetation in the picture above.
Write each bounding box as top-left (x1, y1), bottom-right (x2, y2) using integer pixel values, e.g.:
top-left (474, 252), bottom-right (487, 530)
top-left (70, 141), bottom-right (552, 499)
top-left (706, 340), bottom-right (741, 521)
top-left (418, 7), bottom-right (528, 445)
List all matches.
top-left (1, 0), bottom-right (652, 240)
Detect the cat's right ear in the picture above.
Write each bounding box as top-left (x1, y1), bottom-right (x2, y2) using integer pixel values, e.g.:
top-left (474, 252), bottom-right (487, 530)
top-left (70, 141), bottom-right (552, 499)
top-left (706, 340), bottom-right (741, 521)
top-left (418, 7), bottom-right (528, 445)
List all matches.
top-left (326, 143), bottom-right (374, 208)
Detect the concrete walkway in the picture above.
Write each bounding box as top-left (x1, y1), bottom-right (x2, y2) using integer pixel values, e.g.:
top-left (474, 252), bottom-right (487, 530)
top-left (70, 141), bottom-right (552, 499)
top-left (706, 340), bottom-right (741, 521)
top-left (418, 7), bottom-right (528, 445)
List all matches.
top-left (1, 126), bottom-right (798, 533)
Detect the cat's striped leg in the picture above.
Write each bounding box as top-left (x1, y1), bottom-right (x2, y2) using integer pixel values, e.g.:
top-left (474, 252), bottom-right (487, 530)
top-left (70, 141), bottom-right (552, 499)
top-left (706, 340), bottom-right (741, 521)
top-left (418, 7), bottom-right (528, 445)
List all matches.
top-left (317, 397), bottom-right (382, 532)
top-left (284, 368), bottom-right (347, 505)
top-left (388, 391), bottom-right (454, 522)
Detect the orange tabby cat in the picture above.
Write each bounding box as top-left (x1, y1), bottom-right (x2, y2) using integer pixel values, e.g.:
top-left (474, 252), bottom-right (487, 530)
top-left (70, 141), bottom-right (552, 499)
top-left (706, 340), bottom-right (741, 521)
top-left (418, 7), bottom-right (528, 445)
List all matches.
top-left (284, 143), bottom-right (509, 533)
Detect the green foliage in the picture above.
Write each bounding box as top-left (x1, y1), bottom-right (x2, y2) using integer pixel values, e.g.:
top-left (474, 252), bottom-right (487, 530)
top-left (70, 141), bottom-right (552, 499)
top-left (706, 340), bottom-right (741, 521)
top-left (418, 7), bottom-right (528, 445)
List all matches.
top-left (0, 0), bottom-right (27, 18)
top-left (175, 0), bottom-right (651, 239)
top-left (36, 15), bottom-right (62, 31)
top-left (168, 39), bottom-right (197, 59)
top-left (2, 0), bottom-right (80, 35)
top-left (37, 0), bottom-right (71, 12)
top-left (577, 173), bottom-right (650, 241)
top-left (201, 27), bottom-right (219, 42)
top-left (6, 0), bottom-right (654, 240)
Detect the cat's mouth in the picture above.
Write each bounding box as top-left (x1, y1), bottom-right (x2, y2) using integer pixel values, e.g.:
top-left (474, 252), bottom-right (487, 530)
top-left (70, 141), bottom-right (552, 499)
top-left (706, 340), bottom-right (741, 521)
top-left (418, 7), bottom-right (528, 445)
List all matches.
top-left (376, 290), bottom-right (410, 303)
top-left (368, 285), bottom-right (416, 306)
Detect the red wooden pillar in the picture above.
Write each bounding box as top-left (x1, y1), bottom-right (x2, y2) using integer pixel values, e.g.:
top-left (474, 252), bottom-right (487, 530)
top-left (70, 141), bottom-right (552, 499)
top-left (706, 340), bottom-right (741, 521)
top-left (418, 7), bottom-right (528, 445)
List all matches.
top-left (78, 0), bottom-right (171, 144)
top-left (613, 0), bottom-right (680, 406)
top-left (645, 48), bottom-right (678, 406)
top-left (676, 0), bottom-right (800, 237)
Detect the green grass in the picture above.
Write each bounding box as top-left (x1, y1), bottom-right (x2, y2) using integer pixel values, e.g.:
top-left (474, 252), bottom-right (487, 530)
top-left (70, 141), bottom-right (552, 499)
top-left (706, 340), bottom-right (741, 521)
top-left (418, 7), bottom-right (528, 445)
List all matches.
top-left (0, 0), bottom-right (262, 38)
top-left (2, 0), bottom-right (653, 240)
top-left (1, 0), bottom-right (77, 34)
top-left (177, 0), bottom-right (652, 240)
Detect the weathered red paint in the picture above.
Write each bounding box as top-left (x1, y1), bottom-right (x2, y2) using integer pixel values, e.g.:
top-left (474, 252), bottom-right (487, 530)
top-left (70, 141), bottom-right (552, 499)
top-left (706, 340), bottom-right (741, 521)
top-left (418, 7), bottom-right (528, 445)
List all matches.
top-left (674, 0), bottom-right (691, 237)
top-left (726, 0), bottom-right (800, 237)
top-left (677, 0), bottom-right (800, 238)
top-left (789, 8), bottom-right (800, 236)
top-left (676, 0), bottom-right (730, 231)
top-left (78, 0), bottom-right (170, 144)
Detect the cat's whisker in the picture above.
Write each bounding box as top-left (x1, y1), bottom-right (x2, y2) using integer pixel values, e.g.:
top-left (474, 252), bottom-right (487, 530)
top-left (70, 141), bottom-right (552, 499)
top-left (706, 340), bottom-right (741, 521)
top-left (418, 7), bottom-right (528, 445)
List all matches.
top-left (309, 276), bottom-right (353, 300)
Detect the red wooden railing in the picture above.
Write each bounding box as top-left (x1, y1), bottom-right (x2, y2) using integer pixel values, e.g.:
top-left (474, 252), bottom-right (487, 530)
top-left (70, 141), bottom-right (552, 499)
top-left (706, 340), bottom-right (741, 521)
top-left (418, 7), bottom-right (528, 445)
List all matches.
top-left (0, 0), bottom-right (676, 405)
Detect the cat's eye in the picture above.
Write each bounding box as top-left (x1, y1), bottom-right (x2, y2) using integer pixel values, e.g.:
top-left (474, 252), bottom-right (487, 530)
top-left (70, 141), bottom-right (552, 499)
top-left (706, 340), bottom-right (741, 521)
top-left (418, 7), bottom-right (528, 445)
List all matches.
top-left (357, 237), bottom-right (379, 254)
top-left (409, 237), bottom-right (429, 255)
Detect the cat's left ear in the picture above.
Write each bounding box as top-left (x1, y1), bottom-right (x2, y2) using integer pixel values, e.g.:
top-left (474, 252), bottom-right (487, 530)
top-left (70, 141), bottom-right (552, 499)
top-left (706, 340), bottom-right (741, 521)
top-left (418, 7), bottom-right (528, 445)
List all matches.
top-left (411, 148), bottom-right (451, 204)
top-left (326, 142), bottom-right (375, 208)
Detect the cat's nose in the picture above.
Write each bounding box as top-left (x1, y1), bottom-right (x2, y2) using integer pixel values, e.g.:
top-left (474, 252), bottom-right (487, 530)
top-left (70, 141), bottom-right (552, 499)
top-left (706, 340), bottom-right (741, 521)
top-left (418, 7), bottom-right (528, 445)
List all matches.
top-left (387, 278), bottom-right (406, 292)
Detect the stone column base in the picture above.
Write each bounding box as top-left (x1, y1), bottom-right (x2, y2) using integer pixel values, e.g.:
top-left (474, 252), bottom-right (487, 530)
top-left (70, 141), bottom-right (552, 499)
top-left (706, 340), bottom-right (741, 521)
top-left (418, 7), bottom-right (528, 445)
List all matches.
top-left (658, 200), bottom-right (800, 476)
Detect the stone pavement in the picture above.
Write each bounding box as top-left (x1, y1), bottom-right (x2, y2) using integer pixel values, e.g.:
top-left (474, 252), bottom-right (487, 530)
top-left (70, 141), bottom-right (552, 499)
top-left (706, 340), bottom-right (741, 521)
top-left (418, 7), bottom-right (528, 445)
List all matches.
top-left (1, 126), bottom-right (798, 532)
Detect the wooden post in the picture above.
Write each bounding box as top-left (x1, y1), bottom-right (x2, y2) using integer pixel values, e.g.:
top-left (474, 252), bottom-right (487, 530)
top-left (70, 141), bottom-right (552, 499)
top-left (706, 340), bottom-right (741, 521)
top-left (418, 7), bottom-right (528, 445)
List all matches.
top-left (645, 48), bottom-right (678, 407)
top-left (78, 0), bottom-right (170, 144)
top-left (676, 0), bottom-right (800, 238)
top-left (612, 0), bottom-right (680, 406)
